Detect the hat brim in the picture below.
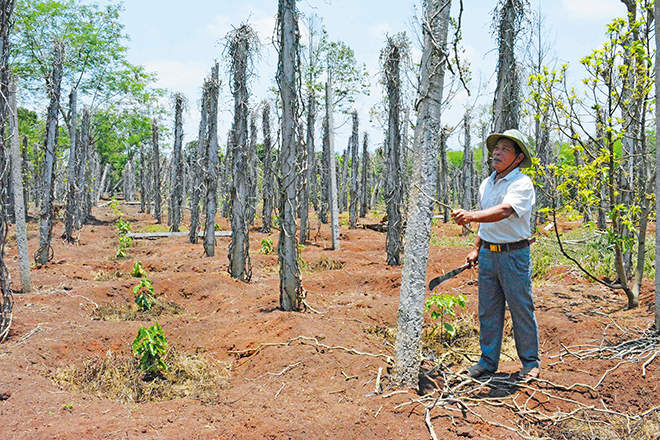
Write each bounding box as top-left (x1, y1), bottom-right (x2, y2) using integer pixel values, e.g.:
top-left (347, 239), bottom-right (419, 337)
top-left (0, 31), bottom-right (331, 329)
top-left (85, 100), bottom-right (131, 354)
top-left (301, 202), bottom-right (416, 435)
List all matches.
top-left (486, 132), bottom-right (532, 168)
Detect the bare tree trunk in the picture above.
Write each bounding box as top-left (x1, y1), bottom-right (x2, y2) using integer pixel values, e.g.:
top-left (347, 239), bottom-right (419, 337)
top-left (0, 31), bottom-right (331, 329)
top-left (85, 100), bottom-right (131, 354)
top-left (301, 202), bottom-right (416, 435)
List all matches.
top-left (320, 117), bottom-right (330, 224)
top-left (36, 42), bottom-right (64, 265)
top-left (300, 83), bottom-right (315, 243)
top-left (189, 84), bottom-right (209, 243)
top-left (340, 144), bottom-right (349, 212)
top-left (9, 76), bottom-right (29, 292)
top-left (360, 132), bottom-right (369, 218)
top-left (63, 89), bottom-right (77, 242)
top-left (326, 72), bottom-right (340, 250)
top-left (384, 36), bottom-right (404, 265)
top-left (278, 0), bottom-right (304, 311)
top-left (461, 110), bottom-right (474, 210)
top-left (349, 111), bottom-right (359, 229)
top-left (170, 93), bottom-right (184, 232)
top-left (247, 110), bottom-right (258, 226)
top-left (228, 25), bottom-right (256, 282)
top-left (21, 135), bottom-right (29, 214)
top-left (394, 0), bottom-right (451, 387)
top-left (655, 0), bottom-right (660, 330)
top-left (151, 119), bottom-right (162, 223)
top-left (261, 101), bottom-right (274, 233)
top-left (492, 0), bottom-right (525, 132)
top-left (203, 64), bottom-right (220, 257)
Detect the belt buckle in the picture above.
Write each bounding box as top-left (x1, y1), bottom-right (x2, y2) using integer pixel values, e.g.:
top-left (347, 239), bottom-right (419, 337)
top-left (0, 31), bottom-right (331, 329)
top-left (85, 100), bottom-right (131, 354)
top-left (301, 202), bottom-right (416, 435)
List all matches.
top-left (489, 244), bottom-right (501, 252)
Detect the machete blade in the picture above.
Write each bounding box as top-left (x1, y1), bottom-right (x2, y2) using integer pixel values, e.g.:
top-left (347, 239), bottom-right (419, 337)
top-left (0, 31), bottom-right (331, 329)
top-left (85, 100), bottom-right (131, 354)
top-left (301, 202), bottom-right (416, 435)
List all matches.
top-left (428, 263), bottom-right (471, 291)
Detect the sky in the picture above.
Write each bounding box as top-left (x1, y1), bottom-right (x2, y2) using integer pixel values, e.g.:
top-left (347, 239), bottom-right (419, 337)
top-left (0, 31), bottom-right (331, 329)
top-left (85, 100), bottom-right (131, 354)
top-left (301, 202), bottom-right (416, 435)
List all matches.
top-left (114, 0), bottom-right (629, 153)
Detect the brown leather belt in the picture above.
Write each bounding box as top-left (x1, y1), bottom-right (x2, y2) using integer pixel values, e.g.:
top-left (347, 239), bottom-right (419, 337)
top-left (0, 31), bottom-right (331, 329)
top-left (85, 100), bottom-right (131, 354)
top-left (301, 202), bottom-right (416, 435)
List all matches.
top-left (482, 239), bottom-right (531, 252)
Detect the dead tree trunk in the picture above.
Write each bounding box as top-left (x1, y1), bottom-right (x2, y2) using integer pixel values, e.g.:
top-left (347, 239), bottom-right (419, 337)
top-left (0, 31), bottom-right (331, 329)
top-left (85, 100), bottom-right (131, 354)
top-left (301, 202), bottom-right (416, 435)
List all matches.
top-left (203, 64), bottom-right (221, 257)
top-left (326, 72), bottom-right (340, 249)
top-left (189, 81), bottom-right (209, 243)
top-left (170, 93), bottom-right (184, 232)
top-left (394, 0), bottom-right (451, 387)
top-left (227, 24), bottom-right (258, 282)
top-left (383, 36), bottom-right (404, 265)
top-left (360, 132), bottom-right (369, 218)
top-left (151, 119), bottom-right (162, 223)
top-left (349, 111), bottom-right (359, 229)
top-left (319, 117), bottom-right (330, 224)
top-left (461, 110), bottom-right (474, 210)
top-left (9, 76), bottom-right (29, 292)
top-left (261, 101), bottom-right (274, 233)
top-left (63, 89), bottom-right (77, 242)
top-left (340, 144), bottom-right (349, 212)
top-left (36, 42), bottom-right (64, 265)
top-left (492, 0), bottom-right (525, 132)
top-left (247, 110), bottom-right (258, 226)
top-left (277, 0), bottom-right (304, 310)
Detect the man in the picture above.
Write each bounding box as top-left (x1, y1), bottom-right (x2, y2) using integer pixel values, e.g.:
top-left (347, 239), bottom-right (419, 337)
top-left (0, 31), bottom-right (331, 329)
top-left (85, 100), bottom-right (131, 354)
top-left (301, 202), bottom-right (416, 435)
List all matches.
top-left (451, 129), bottom-right (540, 382)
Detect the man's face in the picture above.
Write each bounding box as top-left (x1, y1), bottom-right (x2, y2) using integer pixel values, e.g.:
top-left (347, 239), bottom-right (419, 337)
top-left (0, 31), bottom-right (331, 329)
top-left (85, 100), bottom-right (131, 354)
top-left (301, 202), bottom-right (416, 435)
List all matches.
top-left (491, 138), bottom-right (521, 173)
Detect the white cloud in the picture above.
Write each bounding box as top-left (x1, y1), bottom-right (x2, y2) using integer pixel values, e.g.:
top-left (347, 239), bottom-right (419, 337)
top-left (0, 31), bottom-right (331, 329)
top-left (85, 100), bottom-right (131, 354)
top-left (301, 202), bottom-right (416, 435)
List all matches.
top-left (144, 59), bottom-right (208, 90)
top-left (562, 0), bottom-right (625, 19)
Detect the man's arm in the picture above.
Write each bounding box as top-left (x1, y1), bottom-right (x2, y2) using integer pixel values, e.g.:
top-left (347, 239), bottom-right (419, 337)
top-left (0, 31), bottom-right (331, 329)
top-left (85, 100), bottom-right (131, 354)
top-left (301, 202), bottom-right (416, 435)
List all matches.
top-left (451, 203), bottom-right (515, 226)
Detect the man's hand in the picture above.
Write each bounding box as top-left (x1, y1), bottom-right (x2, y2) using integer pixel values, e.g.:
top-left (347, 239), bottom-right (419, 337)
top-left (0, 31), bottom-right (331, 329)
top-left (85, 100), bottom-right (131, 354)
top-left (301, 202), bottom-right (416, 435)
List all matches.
top-left (451, 209), bottom-right (473, 226)
top-left (466, 247), bottom-right (479, 267)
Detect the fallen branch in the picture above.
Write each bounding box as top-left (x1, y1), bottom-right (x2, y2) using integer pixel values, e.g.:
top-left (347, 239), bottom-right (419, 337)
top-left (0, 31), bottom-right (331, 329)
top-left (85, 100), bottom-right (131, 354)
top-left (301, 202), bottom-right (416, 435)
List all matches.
top-left (228, 335), bottom-right (392, 363)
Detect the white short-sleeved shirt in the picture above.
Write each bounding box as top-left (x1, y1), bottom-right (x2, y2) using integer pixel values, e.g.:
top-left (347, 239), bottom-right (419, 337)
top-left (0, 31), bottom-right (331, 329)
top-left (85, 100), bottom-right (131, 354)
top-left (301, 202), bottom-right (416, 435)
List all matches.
top-left (477, 168), bottom-right (535, 243)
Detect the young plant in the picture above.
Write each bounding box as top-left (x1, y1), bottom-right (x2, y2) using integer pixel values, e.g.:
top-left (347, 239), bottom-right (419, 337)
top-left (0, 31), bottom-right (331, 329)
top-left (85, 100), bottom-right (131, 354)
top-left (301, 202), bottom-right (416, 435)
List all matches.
top-left (131, 261), bottom-right (148, 278)
top-left (259, 237), bottom-right (274, 254)
top-left (115, 218), bottom-right (132, 259)
top-left (297, 243), bottom-right (306, 270)
top-left (425, 293), bottom-right (467, 340)
top-left (132, 322), bottom-right (168, 374)
top-left (133, 278), bottom-right (156, 311)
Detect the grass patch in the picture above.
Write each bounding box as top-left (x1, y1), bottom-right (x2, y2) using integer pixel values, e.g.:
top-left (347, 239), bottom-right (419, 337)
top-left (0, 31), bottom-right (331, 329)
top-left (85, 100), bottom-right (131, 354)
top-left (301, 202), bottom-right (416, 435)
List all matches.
top-left (92, 301), bottom-right (184, 321)
top-left (51, 348), bottom-right (231, 404)
top-left (137, 224), bottom-right (171, 234)
top-left (430, 232), bottom-right (475, 248)
top-left (94, 269), bottom-right (130, 281)
top-left (532, 228), bottom-right (655, 281)
top-left (304, 256), bottom-right (346, 272)
top-left (546, 408), bottom-right (660, 440)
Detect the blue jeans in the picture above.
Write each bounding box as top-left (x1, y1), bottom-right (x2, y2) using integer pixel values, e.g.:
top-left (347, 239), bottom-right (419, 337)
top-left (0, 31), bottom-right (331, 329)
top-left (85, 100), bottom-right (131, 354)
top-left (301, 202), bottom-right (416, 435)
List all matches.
top-left (476, 246), bottom-right (540, 372)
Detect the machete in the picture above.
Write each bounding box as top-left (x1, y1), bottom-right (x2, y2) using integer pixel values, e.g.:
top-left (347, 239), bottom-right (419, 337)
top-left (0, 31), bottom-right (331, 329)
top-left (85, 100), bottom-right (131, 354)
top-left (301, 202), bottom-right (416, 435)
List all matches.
top-left (428, 263), bottom-right (471, 291)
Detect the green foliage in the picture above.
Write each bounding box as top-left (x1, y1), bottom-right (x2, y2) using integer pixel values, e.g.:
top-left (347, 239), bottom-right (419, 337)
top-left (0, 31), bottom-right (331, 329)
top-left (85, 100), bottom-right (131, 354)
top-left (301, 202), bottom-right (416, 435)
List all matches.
top-left (297, 244), bottom-right (306, 269)
top-left (115, 217), bottom-right (132, 259)
top-left (425, 294), bottom-right (467, 340)
top-left (131, 261), bottom-right (148, 278)
top-left (133, 278), bottom-right (156, 311)
top-left (259, 238), bottom-right (274, 255)
top-left (132, 323), bottom-right (168, 374)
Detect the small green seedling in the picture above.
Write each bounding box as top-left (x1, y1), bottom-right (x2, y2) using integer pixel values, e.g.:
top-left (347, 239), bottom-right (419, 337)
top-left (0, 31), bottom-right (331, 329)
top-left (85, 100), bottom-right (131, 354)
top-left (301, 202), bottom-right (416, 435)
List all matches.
top-left (260, 238), bottom-right (274, 254)
top-left (131, 261), bottom-right (148, 278)
top-left (132, 322), bottom-right (168, 374)
top-left (133, 278), bottom-right (156, 311)
top-left (424, 293), bottom-right (467, 340)
top-left (115, 218), bottom-right (132, 259)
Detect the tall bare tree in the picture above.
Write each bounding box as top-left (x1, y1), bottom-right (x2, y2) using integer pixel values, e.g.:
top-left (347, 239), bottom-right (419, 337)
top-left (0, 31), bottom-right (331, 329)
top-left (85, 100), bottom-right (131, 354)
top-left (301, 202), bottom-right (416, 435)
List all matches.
top-left (63, 89), bottom-right (77, 242)
top-left (203, 63), bottom-right (220, 257)
top-left (261, 101), bottom-right (274, 233)
top-left (348, 111), bottom-right (359, 229)
top-left (325, 72), bottom-right (340, 250)
top-left (360, 132), bottom-right (369, 218)
top-left (227, 24), bottom-right (259, 281)
top-left (189, 78), bottom-right (209, 243)
top-left (277, 0), bottom-right (304, 311)
top-left (492, 0), bottom-right (528, 132)
top-left (382, 35), bottom-right (406, 266)
top-left (35, 41), bottom-right (64, 265)
top-left (393, 0), bottom-right (452, 387)
top-left (170, 93), bottom-right (185, 232)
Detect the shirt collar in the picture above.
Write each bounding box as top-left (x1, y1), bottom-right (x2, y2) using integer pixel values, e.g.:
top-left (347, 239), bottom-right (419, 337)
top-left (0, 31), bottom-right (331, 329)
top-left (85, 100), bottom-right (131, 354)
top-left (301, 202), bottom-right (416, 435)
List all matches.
top-left (490, 167), bottom-right (522, 183)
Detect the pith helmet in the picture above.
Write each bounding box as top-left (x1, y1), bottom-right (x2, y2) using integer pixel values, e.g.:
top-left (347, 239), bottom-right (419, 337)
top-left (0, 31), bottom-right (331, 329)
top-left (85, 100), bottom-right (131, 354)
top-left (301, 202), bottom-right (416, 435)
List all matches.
top-left (486, 129), bottom-right (532, 169)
